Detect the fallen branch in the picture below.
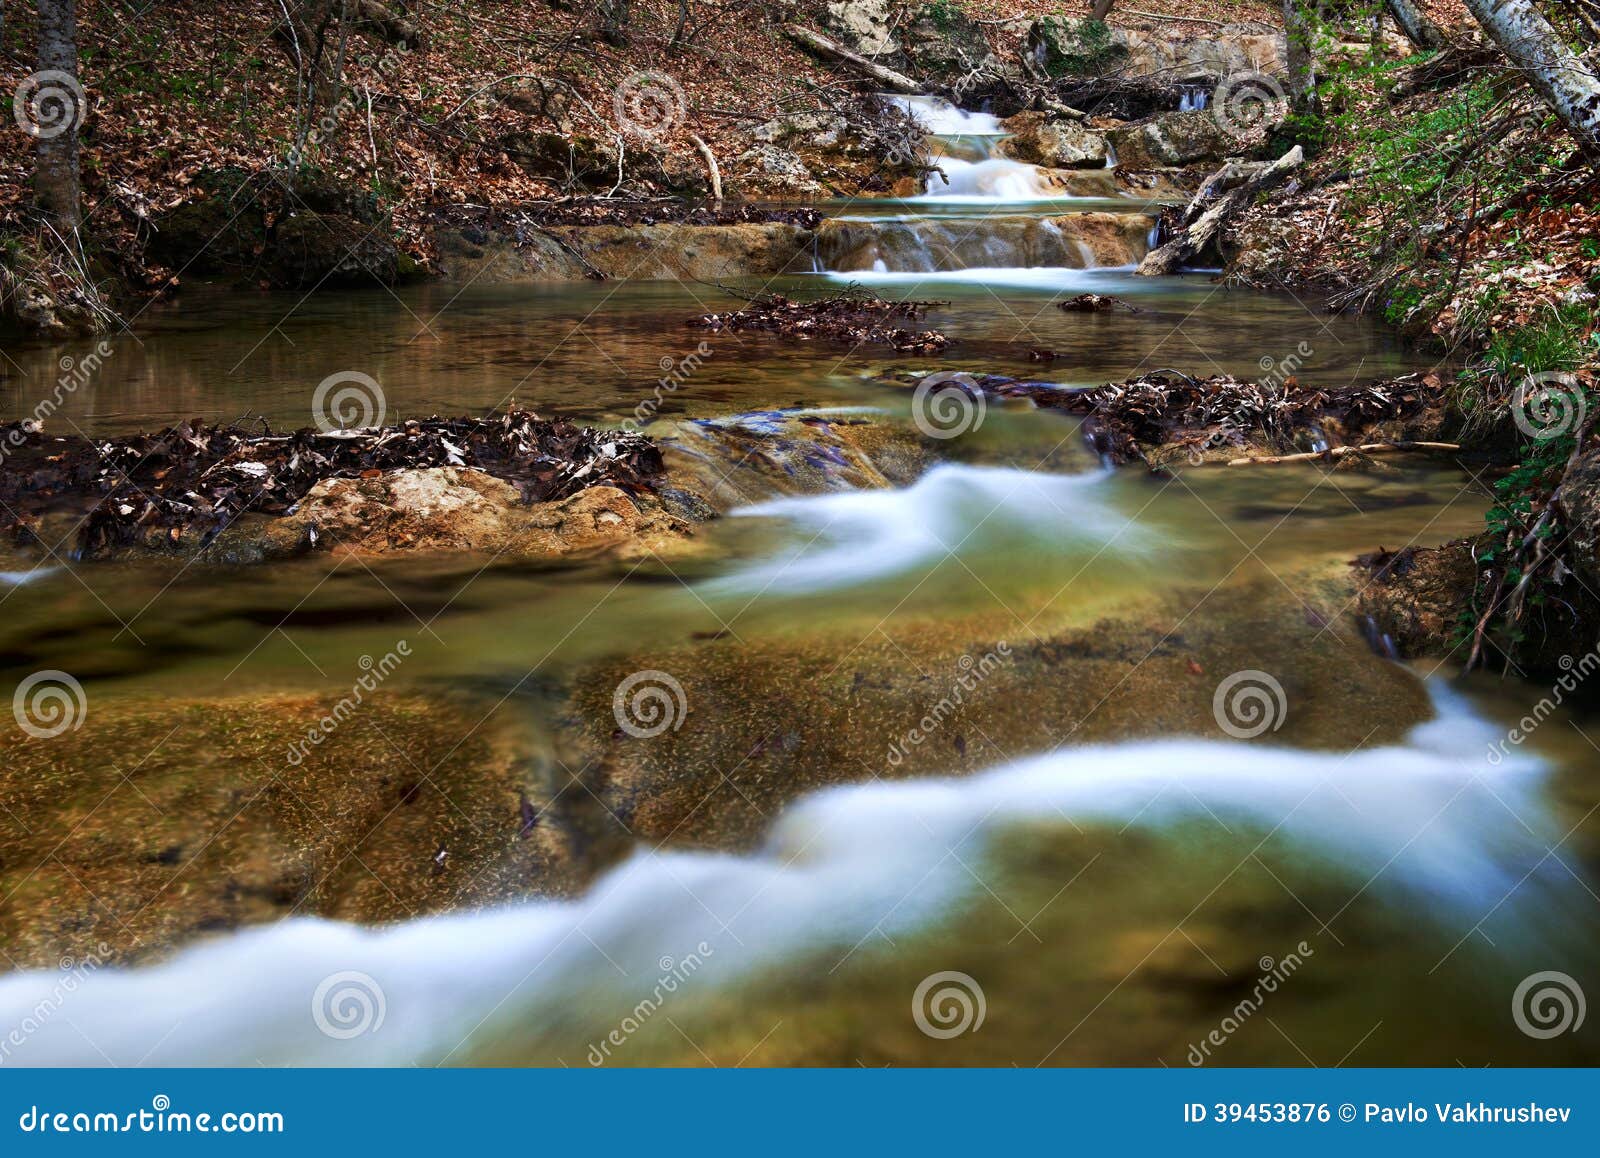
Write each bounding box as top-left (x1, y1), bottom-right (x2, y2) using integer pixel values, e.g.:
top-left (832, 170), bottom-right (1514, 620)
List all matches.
top-left (1136, 146), bottom-right (1303, 276)
top-left (1224, 441), bottom-right (1462, 466)
top-left (688, 133), bottom-right (723, 205)
top-left (783, 23), bottom-right (920, 94)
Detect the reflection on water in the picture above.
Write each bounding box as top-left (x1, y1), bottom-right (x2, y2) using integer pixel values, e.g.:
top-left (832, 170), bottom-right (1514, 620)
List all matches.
top-left (3, 273), bottom-right (1430, 436)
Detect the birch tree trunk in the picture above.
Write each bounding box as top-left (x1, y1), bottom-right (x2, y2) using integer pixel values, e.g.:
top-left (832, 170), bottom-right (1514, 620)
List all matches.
top-left (1464, 0), bottom-right (1600, 154)
top-left (33, 0), bottom-right (83, 230)
top-left (1387, 0), bottom-right (1447, 48)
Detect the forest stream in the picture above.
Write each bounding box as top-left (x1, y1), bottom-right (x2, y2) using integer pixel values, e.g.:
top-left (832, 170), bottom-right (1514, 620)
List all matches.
top-left (2, 94), bottom-right (1597, 1069)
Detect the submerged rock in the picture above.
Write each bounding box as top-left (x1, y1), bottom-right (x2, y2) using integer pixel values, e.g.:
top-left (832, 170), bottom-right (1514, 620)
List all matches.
top-left (655, 409), bottom-right (932, 511)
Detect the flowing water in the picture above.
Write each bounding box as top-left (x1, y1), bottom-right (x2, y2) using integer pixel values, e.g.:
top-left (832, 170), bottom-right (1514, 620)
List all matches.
top-left (1, 101), bottom-right (1597, 1067)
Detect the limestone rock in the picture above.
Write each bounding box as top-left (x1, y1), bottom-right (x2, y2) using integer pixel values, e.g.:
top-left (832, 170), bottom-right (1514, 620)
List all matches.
top-left (823, 0), bottom-right (900, 57)
top-left (1106, 110), bottom-right (1231, 168)
top-left (732, 144), bottom-right (827, 199)
top-left (249, 468), bottom-right (693, 560)
top-left (998, 111), bottom-right (1108, 168)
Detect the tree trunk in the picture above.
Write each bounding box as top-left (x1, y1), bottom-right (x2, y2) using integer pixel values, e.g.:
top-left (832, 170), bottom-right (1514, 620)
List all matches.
top-left (1387, 0), bottom-right (1447, 48)
top-left (1283, 0), bottom-right (1323, 118)
top-left (33, 0), bottom-right (83, 230)
top-left (1464, 0), bottom-right (1600, 155)
top-left (1090, 0), bottom-right (1117, 20)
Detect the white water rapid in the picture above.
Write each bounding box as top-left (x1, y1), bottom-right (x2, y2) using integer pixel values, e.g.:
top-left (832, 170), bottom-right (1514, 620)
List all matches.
top-left (0, 685), bottom-right (1564, 1066)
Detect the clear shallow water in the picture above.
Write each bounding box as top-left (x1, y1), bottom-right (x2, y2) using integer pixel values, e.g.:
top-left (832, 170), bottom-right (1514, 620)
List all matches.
top-left (2, 172), bottom-right (1596, 1066)
top-left (2, 271), bottom-right (1427, 436)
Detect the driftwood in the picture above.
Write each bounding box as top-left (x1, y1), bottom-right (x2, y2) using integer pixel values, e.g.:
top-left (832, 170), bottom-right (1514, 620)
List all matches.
top-left (783, 24), bottom-right (920, 94)
top-left (1225, 441), bottom-right (1462, 466)
top-left (1136, 146), bottom-right (1303, 276)
top-left (688, 134), bottom-right (723, 205)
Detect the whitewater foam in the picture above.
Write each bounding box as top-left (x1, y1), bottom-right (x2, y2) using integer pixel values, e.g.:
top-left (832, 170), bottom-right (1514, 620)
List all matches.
top-left (0, 684), bottom-right (1561, 1066)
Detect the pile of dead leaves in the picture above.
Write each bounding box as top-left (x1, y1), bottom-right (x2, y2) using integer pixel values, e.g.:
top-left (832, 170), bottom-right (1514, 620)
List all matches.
top-left (913, 369), bottom-right (1445, 465)
top-left (688, 289), bottom-right (949, 353)
top-left (1, 410), bottom-right (664, 557)
top-left (1057, 293), bottom-right (1141, 314)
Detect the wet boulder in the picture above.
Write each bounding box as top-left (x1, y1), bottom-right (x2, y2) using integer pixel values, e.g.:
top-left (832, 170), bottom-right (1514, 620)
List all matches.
top-left (502, 130), bottom-right (621, 191)
top-left (998, 111), bottom-right (1108, 169)
top-left (1561, 446), bottom-right (1600, 594)
top-left (1029, 17), bottom-right (1130, 78)
top-left (247, 468), bottom-right (695, 560)
top-left (902, 3), bottom-right (1005, 84)
top-left (1106, 110), bottom-right (1232, 169)
top-left (1030, 17), bottom-right (1284, 83)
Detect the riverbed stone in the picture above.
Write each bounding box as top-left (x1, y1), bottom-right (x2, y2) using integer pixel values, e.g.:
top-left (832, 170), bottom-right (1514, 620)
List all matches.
top-left (247, 468), bottom-right (695, 560)
top-left (1106, 110), bottom-right (1232, 169)
top-left (998, 111), bottom-right (1109, 168)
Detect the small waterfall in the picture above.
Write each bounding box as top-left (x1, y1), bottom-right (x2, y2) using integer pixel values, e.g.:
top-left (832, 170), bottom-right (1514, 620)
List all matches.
top-left (1178, 86), bottom-right (1211, 112)
top-left (814, 211), bottom-right (1155, 274)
